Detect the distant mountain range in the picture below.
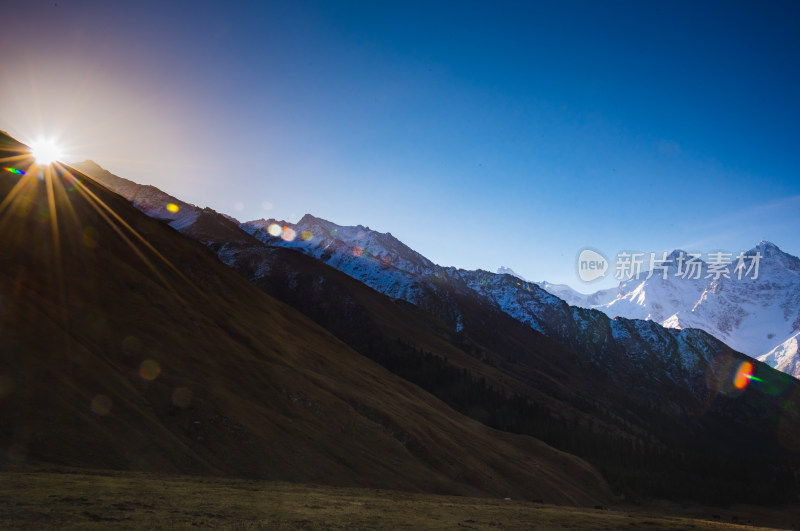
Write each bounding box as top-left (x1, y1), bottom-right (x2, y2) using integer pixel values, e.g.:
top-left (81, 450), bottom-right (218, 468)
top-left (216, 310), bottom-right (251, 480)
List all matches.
top-left (66, 157), bottom-right (800, 504)
top-left (243, 203), bottom-right (800, 383)
top-left (72, 166), bottom-right (800, 381)
top-left (528, 246), bottom-right (800, 378)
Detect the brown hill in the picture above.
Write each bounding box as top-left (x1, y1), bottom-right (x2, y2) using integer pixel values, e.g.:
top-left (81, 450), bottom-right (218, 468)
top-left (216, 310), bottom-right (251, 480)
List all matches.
top-left (73, 157), bottom-right (800, 504)
top-left (0, 131), bottom-right (609, 505)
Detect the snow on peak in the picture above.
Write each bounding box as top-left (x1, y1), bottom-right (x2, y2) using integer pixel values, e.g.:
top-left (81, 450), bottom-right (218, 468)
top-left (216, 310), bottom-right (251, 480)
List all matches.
top-left (240, 214), bottom-right (439, 303)
top-left (496, 266), bottom-right (526, 281)
top-left (758, 331), bottom-right (800, 378)
top-left (751, 240), bottom-right (782, 259)
top-left (71, 160), bottom-right (204, 231)
top-left (563, 242), bottom-right (800, 377)
top-left (748, 241), bottom-right (800, 273)
top-left (298, 213), bottom-right (318, 225)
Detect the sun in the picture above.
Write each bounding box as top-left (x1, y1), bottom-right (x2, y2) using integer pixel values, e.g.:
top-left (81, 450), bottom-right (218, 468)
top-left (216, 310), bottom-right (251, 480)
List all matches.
top-left (30, 137), bottom-right (64, 165)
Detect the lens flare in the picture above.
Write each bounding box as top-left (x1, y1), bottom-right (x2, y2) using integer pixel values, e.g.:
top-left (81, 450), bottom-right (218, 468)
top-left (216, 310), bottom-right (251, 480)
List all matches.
top-left (139, 359), bottom-right (162, 381)
top-left (30, 138), bottom-right (63, 165)
top-left (352, 246), bottom-right (364, 257)
top-left (733, 361), bottom-right (755, 390)
top-left (3, 167), bottom-right (24, 175)
top-left (281, 226), bottom-right (297, 241)
top-left (166, 203), bottom-right (180, 213)
top-left (267, 223), bottom-right (282, 237)
top-left (300, 230), bottom-right (313, 241)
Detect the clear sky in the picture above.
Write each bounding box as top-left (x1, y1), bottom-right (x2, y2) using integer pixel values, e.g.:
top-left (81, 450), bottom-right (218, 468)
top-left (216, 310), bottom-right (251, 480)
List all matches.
top-left (2, 0), bottom-right (799, 290)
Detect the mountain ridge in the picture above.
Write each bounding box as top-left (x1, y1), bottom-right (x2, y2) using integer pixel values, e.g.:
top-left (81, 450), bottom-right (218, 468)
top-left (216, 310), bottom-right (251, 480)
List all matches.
top-left (1, 139), bottom-right (611, 504)
top-left (527, 242), bottom-right (800, 377)
top-left (72, 158), bottom-right (800, 503)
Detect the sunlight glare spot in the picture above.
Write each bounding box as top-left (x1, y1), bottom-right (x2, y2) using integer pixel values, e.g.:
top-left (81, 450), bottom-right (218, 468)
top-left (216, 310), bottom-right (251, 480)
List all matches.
top-left (30, 138), bottom-right (63, 165)
top-left (733, 361), bottom-right (754, 390)
top-left (267, 223), bottom-right (282, 237)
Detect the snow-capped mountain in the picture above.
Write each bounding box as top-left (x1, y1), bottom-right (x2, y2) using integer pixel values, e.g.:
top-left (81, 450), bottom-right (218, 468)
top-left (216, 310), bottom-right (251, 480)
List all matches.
top-left (447, 267), bottom-right (738, 394)
top-left (548, 243), bottom-right (800, 377)
top-left (760, 331), bottom-right (800, 377)
top-left (499, 268), bottom-right (615, 308)
top-left (241, 215), bottom-right (437, 304)
top-left (593, 250), bottom-right (712, 323)
top-left (496, 266), bottom-right (525, 280)
top-left (71, 161), bottom-right (252, 247)
top-left (73, 161), bottom-right (204, 230)
top-left (57, 154), bottom-right (800, 506)
top-left (71, 160), bottom-right (799, 381)
top-left (237, 213), bottom-right (772, 395)
top-left (532, 281), bottom-right (619, 308)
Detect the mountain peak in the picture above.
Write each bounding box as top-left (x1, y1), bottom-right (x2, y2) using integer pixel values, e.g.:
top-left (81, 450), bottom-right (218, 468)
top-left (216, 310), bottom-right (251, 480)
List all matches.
top-left (749, 240), bottom-right (800, 272)
top-left (74, 159), bottom-right (108, 174)
top-left (750, 240), bottom-right (785, 260)
top-left (496, 266), bottom-right (526, 281)
top-left (755, 240), bottom-right (780, 253)
top-left (665, 249), bottom-right (688, 261)
top-left (298, 213), bottom-right (319, 225)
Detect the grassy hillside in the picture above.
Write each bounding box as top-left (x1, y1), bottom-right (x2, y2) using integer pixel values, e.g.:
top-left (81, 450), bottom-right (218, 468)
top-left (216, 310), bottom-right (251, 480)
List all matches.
top-left (0, 131), bottom-right (609, 505)
top-left (72, 155), bottom-right (800, 505)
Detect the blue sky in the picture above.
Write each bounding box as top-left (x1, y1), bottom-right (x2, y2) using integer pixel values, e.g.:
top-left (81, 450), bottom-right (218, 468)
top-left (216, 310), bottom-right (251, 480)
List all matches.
top-left (2, 0), bottom-right (799, 289)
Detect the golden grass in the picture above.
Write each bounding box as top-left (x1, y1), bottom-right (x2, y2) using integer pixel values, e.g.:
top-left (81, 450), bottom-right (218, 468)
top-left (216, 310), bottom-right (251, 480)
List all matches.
top-left (0, 468), bottom-right (788, 530)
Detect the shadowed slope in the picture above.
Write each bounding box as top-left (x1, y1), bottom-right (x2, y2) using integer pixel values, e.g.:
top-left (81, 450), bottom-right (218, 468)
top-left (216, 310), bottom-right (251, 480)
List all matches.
top-left (0, 132), bottom-right (609, 505)
top-left (73, 157), bottom-right (800, 504)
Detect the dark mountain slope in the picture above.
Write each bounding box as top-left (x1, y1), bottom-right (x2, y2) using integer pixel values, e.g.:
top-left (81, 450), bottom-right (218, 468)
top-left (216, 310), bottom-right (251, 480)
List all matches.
top-left (217, 236), bottom-right (800, 503)
top-left (0, 132), bottom-right (610, 505)
top-left (72, 158), bottom-right (800, 504)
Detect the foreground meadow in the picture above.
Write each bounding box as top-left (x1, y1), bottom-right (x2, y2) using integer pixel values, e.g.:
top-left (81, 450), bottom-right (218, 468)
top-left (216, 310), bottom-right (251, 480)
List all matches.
top-left (1, 466), bottom-right (797, 530)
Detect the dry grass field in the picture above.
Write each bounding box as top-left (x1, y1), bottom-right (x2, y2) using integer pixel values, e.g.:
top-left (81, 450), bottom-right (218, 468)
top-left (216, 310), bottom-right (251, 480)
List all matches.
top-left (1, 467), bottom-right (797, 530)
